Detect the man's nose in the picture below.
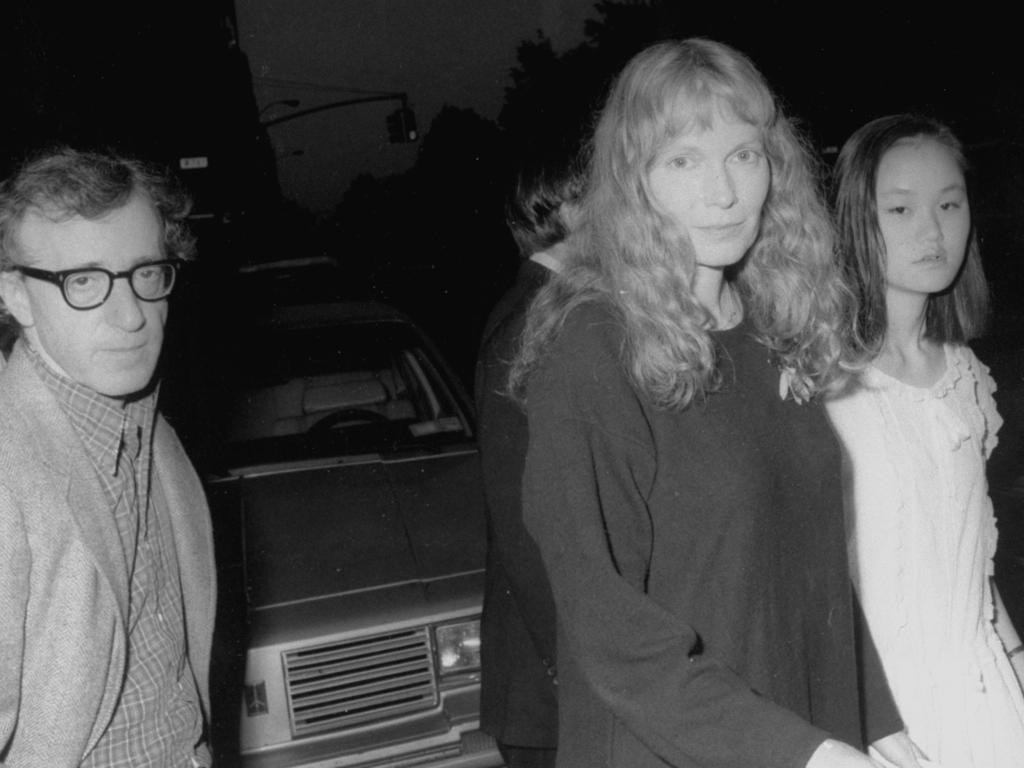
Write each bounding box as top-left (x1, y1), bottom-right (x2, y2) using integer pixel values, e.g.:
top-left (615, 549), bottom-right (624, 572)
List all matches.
top-left (103, 276), bottom-right (146, 331)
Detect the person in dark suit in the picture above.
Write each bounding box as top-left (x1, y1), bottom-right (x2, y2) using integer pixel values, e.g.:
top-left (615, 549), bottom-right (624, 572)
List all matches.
top-left (475, 135), bottom-right (585, 768)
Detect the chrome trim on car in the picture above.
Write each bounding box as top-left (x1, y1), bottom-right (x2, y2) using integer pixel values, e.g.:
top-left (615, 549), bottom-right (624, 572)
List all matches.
top-left (225, 454), bottom-right (384, 479)
top-left (381, 448), bottom-right (479, 466)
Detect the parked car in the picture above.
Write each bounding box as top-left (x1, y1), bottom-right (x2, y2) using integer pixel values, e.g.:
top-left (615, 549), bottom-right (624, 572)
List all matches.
top-left (205, 300), bottom-right (502, 768)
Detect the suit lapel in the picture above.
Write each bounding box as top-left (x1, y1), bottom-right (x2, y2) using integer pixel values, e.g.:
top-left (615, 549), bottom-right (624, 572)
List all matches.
top-left (2, 343), bottom-right (131, 623)
top-left (62, 449), bottom-right (130, 622)
top-left (154, 419), bottom-right (215, 707)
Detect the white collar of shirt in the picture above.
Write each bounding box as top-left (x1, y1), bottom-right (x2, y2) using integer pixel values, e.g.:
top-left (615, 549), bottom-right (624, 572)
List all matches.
top-left (529, 249), bottom-right (563, 274)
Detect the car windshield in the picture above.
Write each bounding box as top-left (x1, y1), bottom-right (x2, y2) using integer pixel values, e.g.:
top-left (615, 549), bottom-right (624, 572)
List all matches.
top-left (219, 318), bottom-right (471, 467)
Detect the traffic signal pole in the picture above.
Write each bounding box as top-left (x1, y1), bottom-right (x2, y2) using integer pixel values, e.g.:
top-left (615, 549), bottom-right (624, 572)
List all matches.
top-left (260, 92), bottom-right (417, 142)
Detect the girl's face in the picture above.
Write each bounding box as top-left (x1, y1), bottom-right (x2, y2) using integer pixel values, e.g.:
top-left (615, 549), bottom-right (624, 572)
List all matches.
top-left (646, 107), bottom-right (770, 273)
top-left (875, 137), bottom-right (970, 300)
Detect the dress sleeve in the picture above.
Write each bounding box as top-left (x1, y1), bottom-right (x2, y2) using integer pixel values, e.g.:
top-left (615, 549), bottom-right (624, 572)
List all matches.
top-left (964, 346), bottom-right (1004, 459)
top-left (522, 316), bottom-right (827, 768)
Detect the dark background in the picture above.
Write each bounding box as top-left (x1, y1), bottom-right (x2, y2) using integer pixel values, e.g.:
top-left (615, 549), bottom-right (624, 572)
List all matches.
top-left (4, 0), bottom-right (1023, 625)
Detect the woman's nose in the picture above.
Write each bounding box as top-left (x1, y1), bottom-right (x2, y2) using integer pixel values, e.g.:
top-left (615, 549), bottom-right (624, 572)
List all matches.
top-left (701, 164), bottom-right (736, 208)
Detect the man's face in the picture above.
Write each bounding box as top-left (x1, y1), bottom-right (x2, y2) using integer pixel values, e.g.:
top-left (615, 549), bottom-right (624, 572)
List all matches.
top-left (0, 192), bottom-right (169, 398)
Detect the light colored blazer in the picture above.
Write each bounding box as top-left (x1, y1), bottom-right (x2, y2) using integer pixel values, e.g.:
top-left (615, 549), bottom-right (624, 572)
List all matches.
top-left (0, 342), bottom-right (216, 767)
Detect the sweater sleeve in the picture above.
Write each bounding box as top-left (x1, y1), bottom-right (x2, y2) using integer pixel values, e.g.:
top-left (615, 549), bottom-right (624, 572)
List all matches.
top-left (521, 312), bottom-right (828, 768)
top-left (0, 483), bottom-right (28, 761)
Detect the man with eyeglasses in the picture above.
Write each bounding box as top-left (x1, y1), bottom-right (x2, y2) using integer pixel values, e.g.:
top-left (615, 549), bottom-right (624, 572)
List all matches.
top-left (0, 147), bottom-right (215, 767)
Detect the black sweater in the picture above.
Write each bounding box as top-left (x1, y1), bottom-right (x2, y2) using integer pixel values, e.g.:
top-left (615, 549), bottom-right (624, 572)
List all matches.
top-left (522, 301), bottom-right (900, 768)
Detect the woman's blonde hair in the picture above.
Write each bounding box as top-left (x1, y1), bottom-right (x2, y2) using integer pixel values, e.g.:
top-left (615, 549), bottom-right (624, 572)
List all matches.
top-left (509, 38), bottom-right (854, 408)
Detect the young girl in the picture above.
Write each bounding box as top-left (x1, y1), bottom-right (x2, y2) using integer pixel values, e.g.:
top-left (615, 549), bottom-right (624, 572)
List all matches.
top-left (828, 113), bottom-right (1024, 767)
top-left (511, 39), bottom-right (916, 768)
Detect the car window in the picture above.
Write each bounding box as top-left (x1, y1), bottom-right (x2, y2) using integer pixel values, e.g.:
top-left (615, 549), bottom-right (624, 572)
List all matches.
top-left (220, 319), bottom-right (471, 465)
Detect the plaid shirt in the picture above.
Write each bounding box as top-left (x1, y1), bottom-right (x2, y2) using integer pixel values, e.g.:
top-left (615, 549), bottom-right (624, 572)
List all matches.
top-left (28, 345), bottom-right (209, 767)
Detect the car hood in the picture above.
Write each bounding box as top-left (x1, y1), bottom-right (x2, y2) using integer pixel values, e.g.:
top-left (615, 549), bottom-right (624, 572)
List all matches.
top-left (234, 447), bottom-right (486, 609)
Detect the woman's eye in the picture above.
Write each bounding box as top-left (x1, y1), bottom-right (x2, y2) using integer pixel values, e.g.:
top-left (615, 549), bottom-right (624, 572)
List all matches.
top-left (939, 201), bottom-right (962, 211)
top-left (733, 149), bottom-right (759, 163)
top-left (886, 206), bottom-right (908, 215)
top-left (670, 156), bottom-right (691, 169)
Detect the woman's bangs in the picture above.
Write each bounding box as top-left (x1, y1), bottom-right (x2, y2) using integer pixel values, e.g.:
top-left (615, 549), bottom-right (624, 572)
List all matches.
top-left (662, 77), bottom-right (771, 138)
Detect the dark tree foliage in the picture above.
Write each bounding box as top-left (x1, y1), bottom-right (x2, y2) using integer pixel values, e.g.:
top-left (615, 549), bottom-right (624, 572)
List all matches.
top-left (330, 1), bottom-right (677, 383)
top-left (325, 105), bottom-right (514, 384)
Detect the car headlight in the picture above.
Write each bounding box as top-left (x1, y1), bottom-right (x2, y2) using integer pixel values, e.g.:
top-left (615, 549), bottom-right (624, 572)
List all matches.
top-left (435, 619), bottom-right (481, 677)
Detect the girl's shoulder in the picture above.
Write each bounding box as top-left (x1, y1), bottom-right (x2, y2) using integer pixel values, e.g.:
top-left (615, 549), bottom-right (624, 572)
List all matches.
top-left (949, 341), bottom-right (990, 372)
top-left (946, 343), bottom-right (997, 397)
top-left (948, 342), bottom-right (1004, 455)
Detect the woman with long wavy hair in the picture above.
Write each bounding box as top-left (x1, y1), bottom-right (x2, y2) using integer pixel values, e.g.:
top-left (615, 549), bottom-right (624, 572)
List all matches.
top-left (511, 39), bottom-right (919, 768)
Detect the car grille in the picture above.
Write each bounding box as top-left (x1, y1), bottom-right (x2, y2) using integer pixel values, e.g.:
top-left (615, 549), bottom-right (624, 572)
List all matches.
top-left (283, 627), bottom-right (439, 738)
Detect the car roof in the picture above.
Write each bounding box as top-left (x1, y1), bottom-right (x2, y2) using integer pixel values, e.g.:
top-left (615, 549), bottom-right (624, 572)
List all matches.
top-left (237, 255), bottom-right (338, 274)
top-left (256, 301), bottom-right (415, 331)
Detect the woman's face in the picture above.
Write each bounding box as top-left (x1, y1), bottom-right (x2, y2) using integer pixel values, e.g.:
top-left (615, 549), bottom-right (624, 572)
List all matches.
top-left (875, 136), bottom-right (970, 299)
top-left (646, 109), bottom-right (770, 272)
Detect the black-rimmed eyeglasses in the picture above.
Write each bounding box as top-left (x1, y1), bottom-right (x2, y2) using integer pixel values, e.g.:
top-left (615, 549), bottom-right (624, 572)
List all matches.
top-left (13, 260), bottom-right (181, 311)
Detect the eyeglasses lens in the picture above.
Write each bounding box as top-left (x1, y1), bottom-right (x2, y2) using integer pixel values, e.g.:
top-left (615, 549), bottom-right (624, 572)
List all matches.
top-left (132, 263), bottom-right (176, 300)
top-left (65, 271), bottom-right (110, 308)
top-left (62, 263), bottom-right (176, 309)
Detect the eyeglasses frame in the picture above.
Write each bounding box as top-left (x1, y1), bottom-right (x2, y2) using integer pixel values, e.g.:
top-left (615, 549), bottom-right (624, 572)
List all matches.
top-left (12, 259), bottom-right (182, 311)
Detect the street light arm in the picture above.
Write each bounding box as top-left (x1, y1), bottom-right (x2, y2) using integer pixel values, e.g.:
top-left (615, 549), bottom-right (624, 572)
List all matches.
top-left (261, 93), bottom-right (408, 128)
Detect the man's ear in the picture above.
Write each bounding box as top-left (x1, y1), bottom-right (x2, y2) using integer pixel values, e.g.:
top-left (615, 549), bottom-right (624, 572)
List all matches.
top-left (0, 270), bottom-right (35, 328)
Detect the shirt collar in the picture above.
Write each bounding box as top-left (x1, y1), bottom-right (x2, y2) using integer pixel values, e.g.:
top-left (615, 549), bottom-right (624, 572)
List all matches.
top-left (26, 341), bottom-right (158, 477)
top-left (528, 244), bottom-right (569, 274)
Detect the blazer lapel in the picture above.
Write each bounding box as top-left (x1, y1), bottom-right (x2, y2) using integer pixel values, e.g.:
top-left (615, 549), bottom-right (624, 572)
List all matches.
top-left (154, 419), bottom-right (216, 707)
top-left (60, 447), bottom-right (131, 622)
top-left (2, 343), bottom-right (130, 623)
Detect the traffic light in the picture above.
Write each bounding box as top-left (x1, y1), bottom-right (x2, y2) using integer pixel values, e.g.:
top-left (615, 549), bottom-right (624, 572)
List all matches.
top-left (386, 107), bottom-right (418, 143)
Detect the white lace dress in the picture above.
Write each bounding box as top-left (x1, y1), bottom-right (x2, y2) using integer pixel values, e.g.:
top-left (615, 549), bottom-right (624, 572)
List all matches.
top-left (826, 344), bottom-right (1024, 767)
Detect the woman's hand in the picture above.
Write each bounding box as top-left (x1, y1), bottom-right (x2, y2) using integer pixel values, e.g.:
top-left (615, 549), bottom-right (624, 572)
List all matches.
top-left (805, 739), bottom-right (882, 768)
top-left (869, 730), bottom-right (928, 767)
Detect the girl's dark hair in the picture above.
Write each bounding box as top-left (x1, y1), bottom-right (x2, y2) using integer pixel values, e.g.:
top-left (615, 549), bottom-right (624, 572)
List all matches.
top-left (833, 114), bottom-right (989, 347)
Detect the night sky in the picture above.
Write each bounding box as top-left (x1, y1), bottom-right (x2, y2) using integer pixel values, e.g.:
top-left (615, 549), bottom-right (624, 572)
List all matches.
top-left (3, 2), bottom-right (1022, 373)
top-left (4, 4), bottom-right (1020, 213)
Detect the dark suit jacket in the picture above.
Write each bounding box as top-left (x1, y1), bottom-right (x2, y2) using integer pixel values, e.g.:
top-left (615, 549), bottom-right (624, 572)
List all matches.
top-left (475, 259), bottom-right (558, 747)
